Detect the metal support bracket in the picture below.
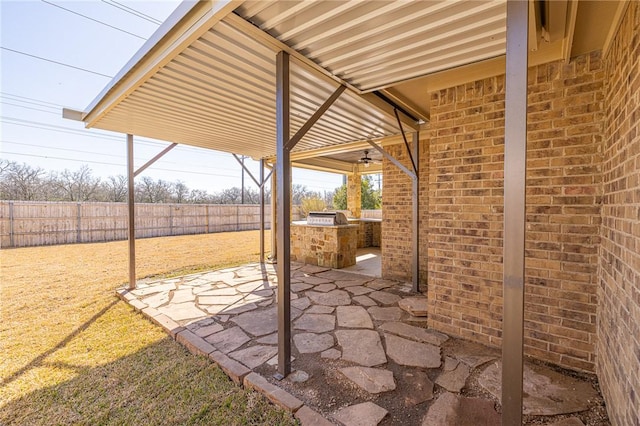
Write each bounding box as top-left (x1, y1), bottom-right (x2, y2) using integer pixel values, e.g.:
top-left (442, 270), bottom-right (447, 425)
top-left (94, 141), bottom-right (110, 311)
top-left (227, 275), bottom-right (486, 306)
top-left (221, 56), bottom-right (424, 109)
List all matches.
top-left (134, 142), bottom-right (178, 177)
top-left (393, 108), bottom-right (417, 175)
top-left (285, 84), bottom-right (346, 151)
top-left (366, 140), bottom-right (416, 180)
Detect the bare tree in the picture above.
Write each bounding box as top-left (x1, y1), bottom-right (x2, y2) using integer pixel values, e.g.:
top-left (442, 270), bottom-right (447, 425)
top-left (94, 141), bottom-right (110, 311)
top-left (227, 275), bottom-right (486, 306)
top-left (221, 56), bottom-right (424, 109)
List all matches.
top-left (136, 176), bottom-right (172, 203)
top-left (0, 160), bottom-right (48, 200)
top-left (103, 175), bottom-right (128, 202)
top-left (50, 165), bottom-right (102, 201)
top-left (172, 181), bottom-right (189, 203)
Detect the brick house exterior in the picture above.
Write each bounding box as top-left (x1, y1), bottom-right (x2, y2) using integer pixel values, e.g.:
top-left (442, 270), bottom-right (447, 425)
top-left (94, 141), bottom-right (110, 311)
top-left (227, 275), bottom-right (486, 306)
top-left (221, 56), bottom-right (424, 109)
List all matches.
top-left (381, 3), bottom-right (639, 425)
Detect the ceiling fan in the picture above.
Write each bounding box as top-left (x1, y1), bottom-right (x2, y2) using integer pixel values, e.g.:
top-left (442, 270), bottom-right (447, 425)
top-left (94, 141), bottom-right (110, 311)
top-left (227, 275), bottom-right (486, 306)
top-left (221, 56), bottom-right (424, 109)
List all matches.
top-left (358, 150), bottom-right (380, 168)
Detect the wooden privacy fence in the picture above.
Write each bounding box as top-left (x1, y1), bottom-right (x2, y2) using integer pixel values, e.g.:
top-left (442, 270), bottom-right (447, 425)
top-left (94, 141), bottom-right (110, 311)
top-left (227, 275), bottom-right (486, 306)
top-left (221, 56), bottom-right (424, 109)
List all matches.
top-left (0, 201), bottom-right (284, 248)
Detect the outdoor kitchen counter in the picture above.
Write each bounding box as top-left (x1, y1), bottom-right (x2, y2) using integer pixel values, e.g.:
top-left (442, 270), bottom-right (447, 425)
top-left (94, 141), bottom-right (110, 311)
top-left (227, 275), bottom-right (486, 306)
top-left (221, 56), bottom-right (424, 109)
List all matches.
top-left (348, 218), bottom-right (382, 249)
top-left (290, 221), bottom-right (358, 269)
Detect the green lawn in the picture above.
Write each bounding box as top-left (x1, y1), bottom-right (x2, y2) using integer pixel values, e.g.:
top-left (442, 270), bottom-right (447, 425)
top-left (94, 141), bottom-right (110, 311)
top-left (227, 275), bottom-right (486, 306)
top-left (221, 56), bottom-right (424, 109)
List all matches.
top-left (1, 231), bottom-right (297, 425)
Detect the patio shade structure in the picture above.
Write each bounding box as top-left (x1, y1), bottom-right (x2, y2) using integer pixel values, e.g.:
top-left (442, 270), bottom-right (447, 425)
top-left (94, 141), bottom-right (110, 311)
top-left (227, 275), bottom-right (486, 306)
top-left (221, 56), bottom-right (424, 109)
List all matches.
top-left (63, 0), bottom-right (625, 422)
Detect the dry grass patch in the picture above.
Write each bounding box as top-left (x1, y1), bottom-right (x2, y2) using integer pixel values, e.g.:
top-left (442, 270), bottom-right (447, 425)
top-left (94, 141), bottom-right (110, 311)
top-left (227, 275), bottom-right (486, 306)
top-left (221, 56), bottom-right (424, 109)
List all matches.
top-left (1, 231), bottom-right (296, 425)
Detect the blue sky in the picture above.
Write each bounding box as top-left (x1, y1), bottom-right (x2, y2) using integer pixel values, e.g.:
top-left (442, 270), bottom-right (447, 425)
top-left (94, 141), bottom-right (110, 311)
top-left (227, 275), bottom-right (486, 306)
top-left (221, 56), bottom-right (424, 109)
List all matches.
top-left (0, 0), bottom-right (344, 195)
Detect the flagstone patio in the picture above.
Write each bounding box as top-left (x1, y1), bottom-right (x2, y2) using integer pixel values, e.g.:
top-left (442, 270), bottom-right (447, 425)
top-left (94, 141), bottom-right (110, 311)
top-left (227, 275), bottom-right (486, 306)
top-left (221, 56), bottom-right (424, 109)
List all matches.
top-left (117, 263), bottom-right (609, 426)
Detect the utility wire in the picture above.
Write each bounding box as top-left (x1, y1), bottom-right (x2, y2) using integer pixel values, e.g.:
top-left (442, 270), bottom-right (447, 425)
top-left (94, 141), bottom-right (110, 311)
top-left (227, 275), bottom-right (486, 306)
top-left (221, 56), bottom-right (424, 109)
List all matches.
top-left (2, 151), bottom-right (245, 179)
top-left (0, 47), bottom-right (113, 78)
top-left (0, 92), bottom-right (65, 108)
top-left (100, 0), bottom-right (162, 25)
top-left (1, 102), bottom-right (59, 115)
top-left (41, 0), bottom-right (146, 40)
top-left (1, 140), bottom-right (242, 173)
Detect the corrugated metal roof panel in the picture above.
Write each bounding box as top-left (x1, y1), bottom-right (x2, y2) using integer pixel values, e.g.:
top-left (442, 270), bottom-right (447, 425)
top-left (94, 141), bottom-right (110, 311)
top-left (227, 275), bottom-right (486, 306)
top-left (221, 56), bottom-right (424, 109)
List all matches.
top-left (91, 16), bottom-right (402, 158)
top-left (236, 0), bottom-right (507, 91)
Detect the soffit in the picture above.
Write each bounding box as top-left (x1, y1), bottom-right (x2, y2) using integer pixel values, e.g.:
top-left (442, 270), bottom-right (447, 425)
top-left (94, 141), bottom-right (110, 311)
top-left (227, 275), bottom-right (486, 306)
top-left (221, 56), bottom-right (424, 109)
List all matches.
top-left (235, 0), bottom-right (508, 93)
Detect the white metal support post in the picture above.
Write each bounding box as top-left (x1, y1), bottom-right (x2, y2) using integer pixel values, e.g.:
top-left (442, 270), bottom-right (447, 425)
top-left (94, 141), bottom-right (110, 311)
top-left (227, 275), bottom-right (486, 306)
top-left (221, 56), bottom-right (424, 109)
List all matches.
top-left (503, 0), bottom-right (528, 423)
top-left (127, 134), bottom-right (136, 290)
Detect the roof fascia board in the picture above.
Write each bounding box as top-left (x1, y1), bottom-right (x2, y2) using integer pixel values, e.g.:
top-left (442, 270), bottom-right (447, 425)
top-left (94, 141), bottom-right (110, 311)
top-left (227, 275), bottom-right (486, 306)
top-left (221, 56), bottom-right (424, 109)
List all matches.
top-left (292, 157), bottom-right (356, 175)
top-left (224, 13), bottom-right (419, 131)
top-left (83, 0), bottom-right (241, 127)
top-left (602, 1), bottom-right (630, 57)
top-left (562, 0), bottom-right (578, 61)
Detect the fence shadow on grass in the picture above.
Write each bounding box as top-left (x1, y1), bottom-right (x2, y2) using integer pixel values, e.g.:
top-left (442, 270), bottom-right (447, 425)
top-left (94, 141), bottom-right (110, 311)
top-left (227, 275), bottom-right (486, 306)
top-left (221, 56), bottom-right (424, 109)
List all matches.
top-left (1, 299), bottom-right (120, 388)
top-left (0, 337), bottom-right (297, 426)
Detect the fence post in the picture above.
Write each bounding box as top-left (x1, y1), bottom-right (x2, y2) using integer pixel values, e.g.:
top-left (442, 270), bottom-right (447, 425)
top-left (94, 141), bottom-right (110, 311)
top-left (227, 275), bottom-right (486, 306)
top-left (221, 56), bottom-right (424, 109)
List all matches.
top-left (206, 205), bottom-right (209, 233)
top-left (9, 201), bottom-right (15, 248)
top-left (169, 204), bottom-right (173, 236)
top-left (76, 202), bottom-right (82, 243)
top-left (236, 205), bottom-right (240, 231)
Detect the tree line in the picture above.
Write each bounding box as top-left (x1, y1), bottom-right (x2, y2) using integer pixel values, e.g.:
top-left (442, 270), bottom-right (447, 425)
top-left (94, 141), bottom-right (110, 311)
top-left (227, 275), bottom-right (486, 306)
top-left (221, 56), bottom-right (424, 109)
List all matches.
top-left (0, 160), bottom-right (381, 209)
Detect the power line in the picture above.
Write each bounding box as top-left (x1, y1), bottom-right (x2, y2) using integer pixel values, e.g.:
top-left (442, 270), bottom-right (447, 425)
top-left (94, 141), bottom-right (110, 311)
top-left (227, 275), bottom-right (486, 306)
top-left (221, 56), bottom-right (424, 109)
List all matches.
top-left (0, 92), bottom-right (65, 108)
top-left (41, 0), bottom-right (146, 40)
top-left (0, 47), bottom-right (113, 79)
top-left (0, 115), bottom-right (234, 158)
top-left (1, 140), bottom-right (242, 173)
top-left (1, 102), bottom-right (59, 115)
top-left (2, 152), bottom-right (245, 179)
top-left (100, 0), bottom-right (162, 25)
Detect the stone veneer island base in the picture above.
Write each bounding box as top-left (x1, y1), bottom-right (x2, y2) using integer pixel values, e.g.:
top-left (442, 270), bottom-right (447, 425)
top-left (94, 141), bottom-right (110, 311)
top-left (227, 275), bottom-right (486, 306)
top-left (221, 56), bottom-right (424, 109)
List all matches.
top-left (290, 222), bottom-right (358, 269)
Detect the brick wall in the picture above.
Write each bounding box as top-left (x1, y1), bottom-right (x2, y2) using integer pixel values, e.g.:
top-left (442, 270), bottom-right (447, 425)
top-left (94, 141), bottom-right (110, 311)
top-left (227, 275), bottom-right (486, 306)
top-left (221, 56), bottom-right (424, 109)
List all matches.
top-left (383, 51), bottom-right (606, 372)
top-left (381, 140), bottom-right (429, 285)
top-left (599, 3), bottom-right (640, 425)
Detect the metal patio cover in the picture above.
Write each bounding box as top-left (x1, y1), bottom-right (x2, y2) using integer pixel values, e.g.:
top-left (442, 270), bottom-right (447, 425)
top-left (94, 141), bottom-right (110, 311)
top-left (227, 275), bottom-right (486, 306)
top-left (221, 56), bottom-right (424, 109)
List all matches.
top-left (79, 0), bottom-right (511, 156)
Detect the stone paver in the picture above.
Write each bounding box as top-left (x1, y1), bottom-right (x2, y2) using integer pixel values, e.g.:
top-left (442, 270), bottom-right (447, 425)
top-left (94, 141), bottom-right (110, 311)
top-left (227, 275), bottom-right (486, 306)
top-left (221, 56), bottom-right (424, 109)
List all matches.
top-left (314, 283), bottom-right (337, 293)
top-left (291, 297), bottom-right (311, 310)
top-left (205, 326), bottom-right (250, 353)
top-left (294, 332), bottom-right (335, 353)
top-left (336, 330), bottom-right (386, 367)
top-left (209, 350), bottom-right (251, 384)
top-left (121, 262), bottom-right (607, 426)
top-left (422, 392), bottom-right (501, 426)
top-left (232, 307), bottom-right (280, 336)
top-left (379, 321), bottom-right (449, 346)
top-left (244, 372), bottom-right (304, 412)
top-left (367, 306), bottom-right (403, 321)
top-left (321, 348), bottom-right (341, 359)
top-left (339, 366), bottom-right (396, 394)
top-left (345, 285), bottom-right (374, 296)
top-left (176, 329), bottom-right (216, 356)
top-left (368, 291), bottom-right (401, 305)
top-left (170, 289), bottom-right (196, 304)
top-left (307, 290), bottom-right (351, 306)
top-left (295, 406), bottom-right (334, 426)
top-left (257, 332), bottom-right (278, 345)
top-left (365, 278), bottom-right (396, 290)
top-left (307, 305), bottom-right (335, 314)
top-left (197, 287), bottom-right (238, 296)
top-left (436, 362), bottom-right (471, 392)
top-left (229, 345), bottom-right (278, 369)
top-left (143, 291), bottom-right (170, 308)
top-left (398, 297), bottom-right (428, 316)
top-left (479, 361), bottom-right (600, 415)
top-left (549, 418), bottom-right (586, 426)
top-left (291, 282), bottom-right (313, 292)
top-left (352, 295), bottom-right (377, 307)
top-left (198, 294), bottom-right (243, 306)
top-left (403, 370), bottom-right (434, 406)
top-left (157, 302), bottom-right (205, 322)
top-left (333, 401), bottom-right (388, 426)
top-left (336, 306), bottom-right (373, 329)
top-left (191, 322), bottom-right (224, 338)
top-left (294, 313), bottom-right (336, 333)
top-left (131, 282), bottom-right (176, 296)
top-left (384, 333), bottom-right (441, 368)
